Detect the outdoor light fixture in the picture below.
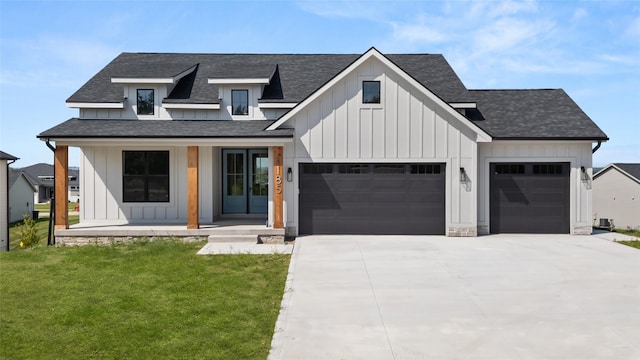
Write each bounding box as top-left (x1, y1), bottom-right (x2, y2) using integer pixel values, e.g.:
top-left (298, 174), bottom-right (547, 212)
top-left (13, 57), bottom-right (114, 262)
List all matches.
top-left (460, 167), bottom-right (467, 183)
top-left (287, 167), bottom-right (293, 182)
top-left (580, 166), bottom-right (588, 181)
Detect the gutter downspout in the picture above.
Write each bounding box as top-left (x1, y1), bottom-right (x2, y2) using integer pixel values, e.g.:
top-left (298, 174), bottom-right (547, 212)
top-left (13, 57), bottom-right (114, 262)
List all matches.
top-left (45, 139), bottom-right (56, 246)
top-left (5, 158), bottom-right (17, 251)
top-left (592, 140), bottom-right (602, 154)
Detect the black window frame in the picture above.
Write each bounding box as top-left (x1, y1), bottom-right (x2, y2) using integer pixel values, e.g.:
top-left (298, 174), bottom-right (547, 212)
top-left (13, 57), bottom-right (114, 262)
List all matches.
top-left (122, 151), bottom-right (170, 203)
top-left (231, 89), bottom-right (249, 115)
top-left (136, 89), bottom-right (155, 115)
top-left (362, 81), bottom-right (381, 104)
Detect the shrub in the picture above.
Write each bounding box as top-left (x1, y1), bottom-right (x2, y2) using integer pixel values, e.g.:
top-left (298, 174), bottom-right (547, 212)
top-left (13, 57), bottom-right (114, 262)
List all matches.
top-left (17, 213), bottom-right (40, 248)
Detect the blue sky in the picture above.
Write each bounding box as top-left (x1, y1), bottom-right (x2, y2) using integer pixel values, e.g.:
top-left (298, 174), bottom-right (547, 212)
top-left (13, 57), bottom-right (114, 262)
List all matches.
top-left (1, 0), bottom-right (638, 167)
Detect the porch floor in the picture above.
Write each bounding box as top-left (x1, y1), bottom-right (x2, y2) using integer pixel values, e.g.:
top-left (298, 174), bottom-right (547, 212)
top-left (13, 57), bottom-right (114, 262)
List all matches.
top-left (54, 219), bottom-right (285, 238)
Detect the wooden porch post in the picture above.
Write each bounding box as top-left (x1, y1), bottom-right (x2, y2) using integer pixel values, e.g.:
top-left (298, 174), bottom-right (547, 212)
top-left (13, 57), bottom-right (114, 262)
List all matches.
top-left (187, 146), bottom-right (199, 229)
top-left (54, 145), bottom-right (68, 230)
top-left (273, 146), bottom-right (284, 229)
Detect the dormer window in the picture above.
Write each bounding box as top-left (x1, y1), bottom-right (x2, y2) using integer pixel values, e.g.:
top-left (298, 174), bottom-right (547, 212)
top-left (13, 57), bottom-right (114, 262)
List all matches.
top-left (137, 89), bottom-right (154, 115)
top-left (232, 90), bottom-right (249, 115)
top-left (362, 81), bottom-right (381, 104)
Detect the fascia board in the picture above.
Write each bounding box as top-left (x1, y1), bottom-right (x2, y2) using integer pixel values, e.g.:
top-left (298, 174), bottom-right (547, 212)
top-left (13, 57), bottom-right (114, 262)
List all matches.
top-left (258, 102), bottom-right (297, 109)
top-left (43, 137), bottom-right (293, 147)
top-left (111, 78), bottom-right (174, 84)
top-left (66, 102), bottom-right (124, 109)
top-left (207, 78), bottom-right (270, 85)
top-left (450, 102), bottom-right (477, 109)
top-left (162, 103), bottom-right (220, 110)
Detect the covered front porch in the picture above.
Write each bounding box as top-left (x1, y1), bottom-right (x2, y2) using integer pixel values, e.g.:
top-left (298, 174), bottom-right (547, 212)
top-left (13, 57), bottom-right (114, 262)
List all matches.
top-left (48, 142), bottom-right (289, 243)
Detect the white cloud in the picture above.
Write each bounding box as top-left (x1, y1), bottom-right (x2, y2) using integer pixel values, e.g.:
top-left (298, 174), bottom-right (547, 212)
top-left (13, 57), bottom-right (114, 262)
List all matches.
top-left (625, 15), bottom-right (640, 38)
top-left (389, 21), bottom-right (447, 44)
top-left (572, 8), bottom-right (588, 21)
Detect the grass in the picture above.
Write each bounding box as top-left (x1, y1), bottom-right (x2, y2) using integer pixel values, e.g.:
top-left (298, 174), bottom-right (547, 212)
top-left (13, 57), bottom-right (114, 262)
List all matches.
top-left (613, 229), bottom-right (640, 250)
top-left (618, 241), bottom-right (640, 249)
top-left (8, 216), bottom-right (80, 250)
top-left (34, 202), bottom-right (79, 212)
top-left (0, 240), bottom-right (290, 359)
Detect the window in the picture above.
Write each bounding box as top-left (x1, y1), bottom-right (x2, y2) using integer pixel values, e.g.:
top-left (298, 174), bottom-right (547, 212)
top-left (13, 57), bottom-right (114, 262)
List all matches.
top-left (411, 164), bottom-right (442, 174)
top-left (123, 151), bottom-right (169, 202)
top-left (137, 89), bottom-right (154, 115)
top-left (494, 164), bottom-right (525, 175)
top-left (533, 164), bottom-right (563, 175)
top-left (232, 89), bottom-right (249, 115)
top-left (362, 81), bottom-right (381, 104)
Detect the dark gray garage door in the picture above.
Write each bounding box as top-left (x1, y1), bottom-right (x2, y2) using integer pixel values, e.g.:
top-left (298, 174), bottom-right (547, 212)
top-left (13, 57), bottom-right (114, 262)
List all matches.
top-left (299, 163), bottom-right (445, 235)
top-left (490, 163), bottom-right (570, 233)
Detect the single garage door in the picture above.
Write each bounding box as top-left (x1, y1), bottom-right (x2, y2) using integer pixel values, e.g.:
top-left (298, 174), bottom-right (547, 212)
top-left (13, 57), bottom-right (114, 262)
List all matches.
top-left (299, 163), bottom-right (445, 235)
top-left (490, 163), bottom-right (570, 233)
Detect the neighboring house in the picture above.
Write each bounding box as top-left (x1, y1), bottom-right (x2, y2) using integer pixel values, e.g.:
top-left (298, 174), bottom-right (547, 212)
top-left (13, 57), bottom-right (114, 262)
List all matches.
top-left (18, 163), bottom-right (80, 203)
top-left (38, 48), bottom-right (608, 236)
top-left (8, 170), bottom-right (37, 223)
top-left (1, 150), bottom-right (18, 251)
top-left (593, 163), bottom-right (640, 230)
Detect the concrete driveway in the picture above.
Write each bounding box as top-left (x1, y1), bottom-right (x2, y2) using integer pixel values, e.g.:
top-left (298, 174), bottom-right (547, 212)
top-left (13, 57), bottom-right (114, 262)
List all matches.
top-left (269, 235), bottom-right (640, 359)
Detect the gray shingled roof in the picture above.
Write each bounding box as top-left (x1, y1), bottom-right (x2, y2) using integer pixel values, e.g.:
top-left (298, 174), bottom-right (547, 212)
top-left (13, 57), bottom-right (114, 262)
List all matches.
top-left (67, 53), bottom-right (470, 105)
top-left (468, 89), bottom-right (608, 140)
top-left (15, 163), bottom-right (79, 187)
top-left (0, 150), bottom-right (18, 160)
top-left (614, 163), bottom-right (640, 181)
top-left (62, 51), bottom-right (608, 140)
top-left (38, 118), bottom-right (294, 139)
top-left (9, 170), bottom-right (35, 189)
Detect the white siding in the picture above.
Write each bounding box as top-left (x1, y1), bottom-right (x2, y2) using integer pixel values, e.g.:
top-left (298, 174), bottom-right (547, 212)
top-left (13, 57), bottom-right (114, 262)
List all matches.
top-left (79, 146), bottom-right (215, 224)
top-left (593, 169), bottom-right (640, 230)
top-left (478, 141), bottom-right (594, 235)
top-left (9, 176), bottom-right (35, 223)
top-left (283, 57), bottom-right (479, 235)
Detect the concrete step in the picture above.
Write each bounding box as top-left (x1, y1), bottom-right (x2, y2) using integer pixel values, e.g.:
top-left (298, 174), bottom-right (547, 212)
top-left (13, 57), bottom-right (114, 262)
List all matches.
top-left (208, 234), bottom-right (258, 243)
top-left (205, 227), bottom-right (285, 236)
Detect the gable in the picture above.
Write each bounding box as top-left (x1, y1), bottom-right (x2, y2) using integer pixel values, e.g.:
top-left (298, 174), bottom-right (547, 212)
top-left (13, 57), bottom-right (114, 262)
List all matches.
top-left (283, 54), bottom-right (490, 160)
top-left (269, 48), bottom-right (490, 147)
top-left (594, 164), bottom-right (640, 185)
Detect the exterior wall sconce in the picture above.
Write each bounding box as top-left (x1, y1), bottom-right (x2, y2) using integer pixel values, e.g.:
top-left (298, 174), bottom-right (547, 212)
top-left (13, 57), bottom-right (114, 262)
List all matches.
top-left (580, 166), bottom-right (588, 181)
top-left (286, 167), bottom-right (293, 182)
top-left (460, 167), bottom-right (467, 183)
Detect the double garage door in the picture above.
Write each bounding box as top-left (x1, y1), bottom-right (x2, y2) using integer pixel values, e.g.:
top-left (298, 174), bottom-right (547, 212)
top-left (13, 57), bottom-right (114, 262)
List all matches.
top-left (299, 163), bottom-right (445, 235)
top-left (490, 162), bottom-right (570, 233)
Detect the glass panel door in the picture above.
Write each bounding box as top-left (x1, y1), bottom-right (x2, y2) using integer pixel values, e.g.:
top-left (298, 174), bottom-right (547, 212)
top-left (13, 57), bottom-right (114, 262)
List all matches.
top-left (249, 149), bottom-right (268, 214)
top-left (222, 149), bottom-right (247, 213)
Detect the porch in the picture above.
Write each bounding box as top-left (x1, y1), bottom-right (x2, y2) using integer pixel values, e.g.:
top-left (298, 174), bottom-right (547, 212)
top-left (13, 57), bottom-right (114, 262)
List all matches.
top-left (54, 219), bottom-right (287, 246)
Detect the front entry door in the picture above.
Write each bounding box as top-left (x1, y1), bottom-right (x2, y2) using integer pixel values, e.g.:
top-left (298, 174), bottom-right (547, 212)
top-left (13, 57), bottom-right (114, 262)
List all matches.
top-left (222, 149), bottom-right (268, 214)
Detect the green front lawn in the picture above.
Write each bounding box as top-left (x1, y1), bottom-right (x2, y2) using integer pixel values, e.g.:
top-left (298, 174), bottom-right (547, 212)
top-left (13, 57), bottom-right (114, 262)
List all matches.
top-left (8, 216), bottom-right (79, 250)
top-left (34, 202), bottom-right (79, 212)
top-left (0, 240), bottom-right (290, 359)
top-left (618, 241), bottom-right (640, 250)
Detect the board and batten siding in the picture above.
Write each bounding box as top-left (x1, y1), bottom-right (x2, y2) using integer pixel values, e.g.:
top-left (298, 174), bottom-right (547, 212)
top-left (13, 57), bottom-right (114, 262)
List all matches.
top-left (79, 146), bottom-right (214, 224)
top-left (282, 57), bottom-right (480, 236)
top-left (478, 141), bottom-right (594, 235)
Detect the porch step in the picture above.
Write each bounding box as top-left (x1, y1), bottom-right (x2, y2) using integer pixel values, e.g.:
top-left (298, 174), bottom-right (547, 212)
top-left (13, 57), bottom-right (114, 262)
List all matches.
top-left (208, 234), bottom-right (258, 243)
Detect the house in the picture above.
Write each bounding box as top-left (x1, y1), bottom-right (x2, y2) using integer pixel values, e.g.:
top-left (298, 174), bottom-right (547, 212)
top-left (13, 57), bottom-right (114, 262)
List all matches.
top-left (593, 163), bottom-right (640, 230)
top-left (38, 47), bottom-right (608, 237)
top-left (8, 170), bottom-right (37, 223)
top-left (1, 150), bottom-right (18, 251)
top-left (18, 163), bottom-right (80, 204)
